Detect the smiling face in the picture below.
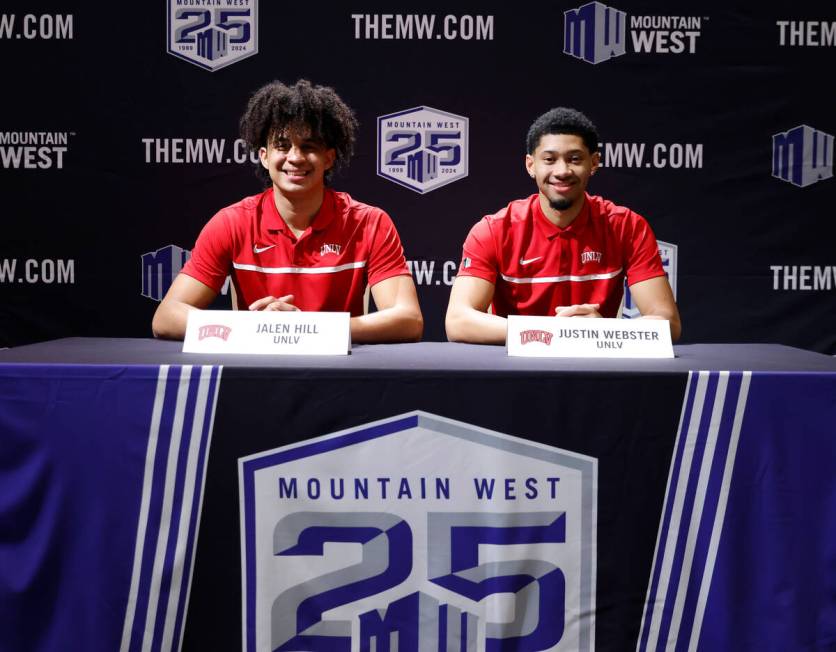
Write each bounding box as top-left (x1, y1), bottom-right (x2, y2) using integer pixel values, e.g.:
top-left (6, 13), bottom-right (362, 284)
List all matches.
top-left (525, 133), bottom-right (600, 216)
top-left (259, 128), bottom-right (336, 200)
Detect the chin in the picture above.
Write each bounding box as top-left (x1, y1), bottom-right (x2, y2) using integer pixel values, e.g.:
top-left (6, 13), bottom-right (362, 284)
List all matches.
top-left (549, 197), bottom-right (575, 211)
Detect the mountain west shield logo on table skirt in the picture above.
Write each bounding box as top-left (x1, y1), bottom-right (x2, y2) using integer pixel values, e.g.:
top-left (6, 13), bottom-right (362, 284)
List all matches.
top-left (239, 412), bottom-right (597, 651)
top-left (167, 1), bottom-right (258, 71)
top-left (377, 107), bottom-right (469, 194)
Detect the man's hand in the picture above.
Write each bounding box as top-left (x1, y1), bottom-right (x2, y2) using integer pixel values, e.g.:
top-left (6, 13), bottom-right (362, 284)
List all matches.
top-left (555, 303), bottom-right (602, 318)
top-left (248, 295), bottom-right (300, 311)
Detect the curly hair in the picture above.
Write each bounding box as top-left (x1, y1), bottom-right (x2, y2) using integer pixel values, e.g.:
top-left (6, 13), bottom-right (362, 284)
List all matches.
top-left (239, 79), bottom-right (358, 185)
top-left (526, 107), bottom-right (599, 155)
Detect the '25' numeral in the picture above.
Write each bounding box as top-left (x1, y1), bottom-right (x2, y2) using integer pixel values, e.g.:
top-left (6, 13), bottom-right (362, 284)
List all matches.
top-left (385, 131), bottom-right (462, 166)
top-left (272, 511), bottom-right (565, 650)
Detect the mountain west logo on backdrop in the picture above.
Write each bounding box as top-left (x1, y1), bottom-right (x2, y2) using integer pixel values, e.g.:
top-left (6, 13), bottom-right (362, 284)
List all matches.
top-left (239, 412), bottom-right (597, 651)
top-left (772, 125), bottom-right (833, 188)
top-left (377, 106), bottom-right (469, 194)
top-left (623, 241), bottom-right (677, 320)
top-left (563, 1), bottom-right (704, 65)
top-left (0, 131), bottom-right (73, 170)
top-left (141, 244), bottom-right (190, 301)
top-left (141, 244), bottom-right (230, 301)
top-left (167, 1), bottom-right (257, 71)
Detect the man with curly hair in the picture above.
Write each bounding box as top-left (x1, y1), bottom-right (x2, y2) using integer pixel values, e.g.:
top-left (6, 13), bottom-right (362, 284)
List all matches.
top-left (445, 107), bottom-right (680, 344)
top-left (153, 79), bottom-right (423, 342)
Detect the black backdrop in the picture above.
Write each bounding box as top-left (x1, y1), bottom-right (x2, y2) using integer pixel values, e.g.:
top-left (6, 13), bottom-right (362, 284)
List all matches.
top-left (2, 1), bottom-right (834, 351)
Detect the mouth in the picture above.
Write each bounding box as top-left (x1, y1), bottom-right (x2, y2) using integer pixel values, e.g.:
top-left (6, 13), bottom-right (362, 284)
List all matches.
top-left (282, 169), bottom-right (310, 181)
top-left (550, 180), bottom-right (575, 193)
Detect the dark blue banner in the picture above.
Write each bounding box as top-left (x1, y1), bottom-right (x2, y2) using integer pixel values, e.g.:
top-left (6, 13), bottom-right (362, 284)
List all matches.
top-left (2, 362), bottom-right (834, 650)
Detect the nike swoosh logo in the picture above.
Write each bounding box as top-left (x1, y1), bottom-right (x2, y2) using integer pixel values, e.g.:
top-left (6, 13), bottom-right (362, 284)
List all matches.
top-left (519, 256), bottom-right (543, 265)
top-left (253, 244), bottom-right (276, 254)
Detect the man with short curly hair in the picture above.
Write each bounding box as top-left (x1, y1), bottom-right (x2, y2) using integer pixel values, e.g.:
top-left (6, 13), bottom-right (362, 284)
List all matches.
top-left (445, 107), bottom-right (680, 344)
top-left (153, 79), bottom-right (423, 343)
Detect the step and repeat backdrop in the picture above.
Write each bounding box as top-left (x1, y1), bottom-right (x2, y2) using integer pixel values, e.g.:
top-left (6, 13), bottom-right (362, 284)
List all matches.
top-left (1, 1), bottom-right (834, 351)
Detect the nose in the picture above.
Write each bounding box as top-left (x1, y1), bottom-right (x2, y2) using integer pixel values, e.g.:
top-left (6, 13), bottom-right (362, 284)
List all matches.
top-left (553, 159), bottom-right (572, 177)
top-left (287, 145), bottom-right (305, 162)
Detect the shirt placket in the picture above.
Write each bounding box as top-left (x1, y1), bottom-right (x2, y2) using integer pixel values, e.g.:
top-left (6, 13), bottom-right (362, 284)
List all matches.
top-left (555, 231), bottom-right (575, 304)
top-left (292, 228), bottom-right (316, 268)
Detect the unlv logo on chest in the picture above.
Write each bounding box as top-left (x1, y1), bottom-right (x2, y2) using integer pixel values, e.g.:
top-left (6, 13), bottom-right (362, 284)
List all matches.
top-left (581, 250), bottom-right (602, 264)
top-left (320, 243), bottom-right (342, 256)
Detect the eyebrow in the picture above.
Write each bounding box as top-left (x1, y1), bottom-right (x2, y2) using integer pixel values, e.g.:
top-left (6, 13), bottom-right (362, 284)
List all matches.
top-left (274, 136), bottom-right (324, 146)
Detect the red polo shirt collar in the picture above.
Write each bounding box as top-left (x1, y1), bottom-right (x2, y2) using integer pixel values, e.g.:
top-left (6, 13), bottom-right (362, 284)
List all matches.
top-left (260, 188), bottom-right (337, 235)
top-left (533, 193), bottom-right (592, 240)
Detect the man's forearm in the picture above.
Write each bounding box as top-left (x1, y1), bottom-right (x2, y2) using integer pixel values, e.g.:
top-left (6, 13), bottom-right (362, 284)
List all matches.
top-left (350, 305), bottom-right (424, 343)
top-left (152, 300), bottom-right (192, 340)
top-left (639, 310), bottom-right (681, 342)
top-left (664, 311), bottom-right (682, 342)
top-left (445, 308), bottom-right (507, 344)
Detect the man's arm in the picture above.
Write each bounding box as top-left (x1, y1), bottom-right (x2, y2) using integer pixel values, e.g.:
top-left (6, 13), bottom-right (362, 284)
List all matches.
top-left (628, 275), bottom-right (682, 341)
top-left (151, 274), bottom-right (219, 339)
top-left (350, 275), bottom-right (423, 343)
top-left (445, 276), bottom-right (507, 344)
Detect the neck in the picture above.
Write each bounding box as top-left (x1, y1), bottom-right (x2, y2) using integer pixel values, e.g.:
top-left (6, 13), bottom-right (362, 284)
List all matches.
top-left (272, 186), bottom-right (326, 235)
top-left (539, 193), bottom-right (584, 228)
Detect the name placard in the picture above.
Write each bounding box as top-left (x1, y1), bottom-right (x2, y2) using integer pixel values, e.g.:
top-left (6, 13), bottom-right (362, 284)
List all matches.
top-left (183, 310), bottom-right (351, 355)
top-left (507, 316), bottom-right (673, 358)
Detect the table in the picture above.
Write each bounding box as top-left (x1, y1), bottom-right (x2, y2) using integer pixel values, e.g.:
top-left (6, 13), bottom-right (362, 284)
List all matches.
top-left (1, 340), bottom-right (834, 651)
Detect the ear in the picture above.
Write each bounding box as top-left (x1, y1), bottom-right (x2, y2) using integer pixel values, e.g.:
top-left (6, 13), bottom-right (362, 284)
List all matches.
top-left (258, 147), bottom-right (269, 169)
top-left (590, 150), bottom-right (601, 175)
top-left (525, 154), bottom-right (535, 178)
top-left (325, 148), bottom-right (336, 171)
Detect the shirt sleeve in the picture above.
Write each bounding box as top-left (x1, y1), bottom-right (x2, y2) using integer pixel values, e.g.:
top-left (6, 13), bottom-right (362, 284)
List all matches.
top-left (457, 218), bottom-right (498, 284)
top-left (366, 209), bottom-right (411, 287)
top-left (180, 209), bottom-right (234, 293)
top-left (623, 212), bottom-right (666, 287)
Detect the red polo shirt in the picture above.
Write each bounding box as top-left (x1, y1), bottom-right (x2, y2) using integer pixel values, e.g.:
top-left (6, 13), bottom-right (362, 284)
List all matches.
top-left (181, 189), bottom-right (410, 315)
top-left (458, 193), bottom-right (665, 318)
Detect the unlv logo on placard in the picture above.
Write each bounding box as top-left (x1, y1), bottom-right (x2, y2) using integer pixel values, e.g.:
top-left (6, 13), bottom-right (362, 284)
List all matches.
top-left (623, 240), bottom-right (677, 320)
top-left (167, 1), bottom-right (258, 71)
top-left (239, 412), bottom-right (597, 651)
